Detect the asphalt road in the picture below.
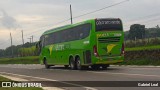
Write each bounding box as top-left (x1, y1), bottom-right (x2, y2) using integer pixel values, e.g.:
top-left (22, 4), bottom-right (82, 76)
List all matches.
top-left (0, 64), bottom-right (160, 90)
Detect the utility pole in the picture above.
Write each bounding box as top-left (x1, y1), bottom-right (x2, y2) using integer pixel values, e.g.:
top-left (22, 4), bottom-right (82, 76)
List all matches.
top-left (70, 4), bottom-right (73, 24)
top-left (21, 30), bottom-right (24, 45)
top-left (21, 30), bottom-right (24, 57)
top-left (10, 32), bottom-right (13, 57)
top-left (28, 38), bottom-right (31, 43)
top-left (31, 35), bottom-right (33, 43)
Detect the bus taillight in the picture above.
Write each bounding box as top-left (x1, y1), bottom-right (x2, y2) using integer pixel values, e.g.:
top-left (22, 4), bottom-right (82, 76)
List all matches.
top-left (121, 43), bottom-right (125, 55)
top-left (93, 45), bottom-right (99, 57)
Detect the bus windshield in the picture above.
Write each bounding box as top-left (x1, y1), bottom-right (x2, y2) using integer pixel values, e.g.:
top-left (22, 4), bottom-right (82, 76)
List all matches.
top-left (95, 19), bottom-right (122, 31)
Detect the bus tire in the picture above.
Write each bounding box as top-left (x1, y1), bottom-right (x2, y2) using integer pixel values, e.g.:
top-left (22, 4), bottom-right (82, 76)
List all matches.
top-left (101, 64), bottom-right (109, 70)
top-left (69, 57), bottom-right (76, 70)
top-left (44, 60), bottom-right (50, 69)
top-left (91, 65), bottom-right (100, 70)
top-left (76, 57), bottom-right (82, 70)
top-left (64, 65), bottom-right (69, 68)
top-left (76, 57), bottom-right (88, 70)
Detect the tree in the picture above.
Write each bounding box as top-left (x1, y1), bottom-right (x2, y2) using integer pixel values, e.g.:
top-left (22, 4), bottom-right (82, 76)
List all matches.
top-left (0, 42), bottom-right (38, 57)
top-left (128, 24), bottom-right (145, 40)
top-left (0, 49), bottom-right (5, 57)
top-left (156, 25), bottom-right (160, 29)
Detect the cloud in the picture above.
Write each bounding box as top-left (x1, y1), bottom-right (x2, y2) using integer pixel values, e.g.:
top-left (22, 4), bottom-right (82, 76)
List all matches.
top-left (0, 9), bottom-right (18, 29)
top-left (16, 15), bottom-right (46, 23)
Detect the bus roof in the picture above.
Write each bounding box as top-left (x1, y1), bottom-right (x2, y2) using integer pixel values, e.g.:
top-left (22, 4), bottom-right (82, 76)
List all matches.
top-left (42, 19), bottom-right (94, 35)
top-left (41, 18), bottom-right (122, 35)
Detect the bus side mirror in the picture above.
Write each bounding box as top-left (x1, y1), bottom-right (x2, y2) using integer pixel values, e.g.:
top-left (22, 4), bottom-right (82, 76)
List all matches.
top-left (36, 41), bottom-right (42, 55)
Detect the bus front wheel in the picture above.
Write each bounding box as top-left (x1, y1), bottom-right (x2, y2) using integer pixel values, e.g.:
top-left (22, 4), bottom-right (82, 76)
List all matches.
top-left (44, 60), bottom-right (50, 69)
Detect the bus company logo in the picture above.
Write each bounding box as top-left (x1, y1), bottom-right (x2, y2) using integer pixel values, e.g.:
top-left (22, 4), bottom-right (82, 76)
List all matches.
top-left (2, 82), bottom-right (11, 87)
top-left (49, 45), bottom-right (54, 55)
top-left (55, 44), bottom-right (65, 51)
top-left (107, 44), bottom-right (117, 53)
top-left (97, 33), bottom-right (109, 37)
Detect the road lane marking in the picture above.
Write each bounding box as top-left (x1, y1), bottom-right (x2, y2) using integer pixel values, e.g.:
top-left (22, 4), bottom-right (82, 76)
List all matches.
top-left (127, 68), bottom-right (160, 70)
top-left (111, 65), bottom-right (160, 68)
top-left (0, 66), bottom-right (43, 70)
top-left (0, 74), bottom-right (28, 81)
top-left (0, 65), bottom-right (78, 71)
top-left (87, 71), bottom-right (160, 78)
top-left (0, 72), bottom-right (97, 90)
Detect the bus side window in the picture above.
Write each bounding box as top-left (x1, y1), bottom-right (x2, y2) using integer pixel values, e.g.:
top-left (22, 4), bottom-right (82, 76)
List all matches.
top-left (51, 33), bottom-right (55, 44)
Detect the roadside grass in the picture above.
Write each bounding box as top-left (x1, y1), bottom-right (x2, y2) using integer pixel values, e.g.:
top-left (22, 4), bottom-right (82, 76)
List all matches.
top-left (0, 76), bottom-right (11, 81)
top-left (125, 45), bottom-right (160, 51)
top-left (0, 56), bottom-right (39, 64)
top-left (119, 45), bottom-right (160, 65)
top-left (0, 76), bottom-right (43, 90)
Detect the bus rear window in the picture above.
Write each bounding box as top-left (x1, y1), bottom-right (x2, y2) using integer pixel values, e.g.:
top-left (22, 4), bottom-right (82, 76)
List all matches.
top-left (95, 19), bottom-right (122, 31)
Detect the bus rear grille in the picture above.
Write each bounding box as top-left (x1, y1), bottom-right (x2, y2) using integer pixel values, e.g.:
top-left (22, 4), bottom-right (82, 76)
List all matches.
top-left (98, 37), bottom-right (120, 43)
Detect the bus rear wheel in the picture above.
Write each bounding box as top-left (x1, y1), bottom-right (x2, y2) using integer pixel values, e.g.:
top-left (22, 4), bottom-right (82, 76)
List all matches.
top-left (69, 57), bottom-right (76, 70)
top-left (76, 57), bottom-right (88, 70)
top-left (76, 57), bottom-right (82, 70)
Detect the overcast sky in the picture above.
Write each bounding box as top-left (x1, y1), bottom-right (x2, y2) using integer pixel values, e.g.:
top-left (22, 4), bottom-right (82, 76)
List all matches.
top-left (0, 0), bottom-right (160, 49)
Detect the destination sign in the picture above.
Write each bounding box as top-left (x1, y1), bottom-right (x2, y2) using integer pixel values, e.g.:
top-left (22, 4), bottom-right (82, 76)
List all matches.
top-left (96, 20), bottom-right (121, 25)
top-left (96, 19), bottom-right (122, 31)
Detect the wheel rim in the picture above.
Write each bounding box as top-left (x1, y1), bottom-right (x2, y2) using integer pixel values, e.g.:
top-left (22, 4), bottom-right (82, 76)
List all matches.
top-left (70, 59), bottom-right (74, 69)
top-left (71, 62), bottom-right (74, 68)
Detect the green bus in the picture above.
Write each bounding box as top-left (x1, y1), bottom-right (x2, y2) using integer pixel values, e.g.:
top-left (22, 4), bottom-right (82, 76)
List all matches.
top-left (38, 18), bottom-right (124, 70)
